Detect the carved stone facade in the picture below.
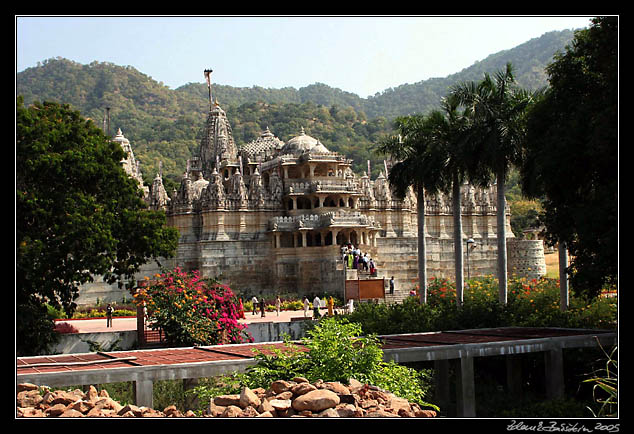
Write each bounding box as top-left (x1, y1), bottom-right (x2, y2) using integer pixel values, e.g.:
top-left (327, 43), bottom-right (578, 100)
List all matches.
top-left (141, 99), bottom-right (543, 300)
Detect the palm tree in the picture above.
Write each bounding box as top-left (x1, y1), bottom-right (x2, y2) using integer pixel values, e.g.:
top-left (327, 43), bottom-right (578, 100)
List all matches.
top-left (377, 114), bottom-right (446, 304)
top-left (450, 63), bottom-right (540, 305)
top-left (422, 96), bottom-right (471, 308)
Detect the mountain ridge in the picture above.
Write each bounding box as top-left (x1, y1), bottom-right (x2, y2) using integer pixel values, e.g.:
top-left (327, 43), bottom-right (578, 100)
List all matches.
top-left (16, 28), bottom-right (579, 185)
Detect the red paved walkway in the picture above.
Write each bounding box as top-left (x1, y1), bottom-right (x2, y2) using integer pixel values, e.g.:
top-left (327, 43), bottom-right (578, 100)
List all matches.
top-left (55, 308), bottom-right (321, 333)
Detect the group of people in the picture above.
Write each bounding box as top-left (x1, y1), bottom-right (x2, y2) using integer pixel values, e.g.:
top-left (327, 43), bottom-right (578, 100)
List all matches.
top-left (341, 243), bottom-right (377, 276)
top-left (303, 295), bottom-right (355, 318)
top-left (237, 293), bottom-right (357, 320)
top-left (248, 294), bottom-right (283, 318)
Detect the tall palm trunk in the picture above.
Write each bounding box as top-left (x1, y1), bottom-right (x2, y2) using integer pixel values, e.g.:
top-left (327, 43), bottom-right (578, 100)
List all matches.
top-left (417, 184), bottom-right (427, 303)
top-left (452, 174), bottom-right (464, 308)
top-left (559, 242), bottom-right (569, 311)
top-left (496, 164), bottom-right (508, 304)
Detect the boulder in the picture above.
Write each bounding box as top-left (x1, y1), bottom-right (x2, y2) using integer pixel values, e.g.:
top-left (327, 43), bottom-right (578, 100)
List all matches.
top-left (239, 387), bottom-right (261, 408)
top-left (291, 381), bottom-right (316, 396)
top-left (292, 389), bottom-right (340, 412)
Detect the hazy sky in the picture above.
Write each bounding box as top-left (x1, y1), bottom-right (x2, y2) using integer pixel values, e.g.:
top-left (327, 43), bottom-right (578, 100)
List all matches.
top-left (16, 15), bottom-right (594, 98)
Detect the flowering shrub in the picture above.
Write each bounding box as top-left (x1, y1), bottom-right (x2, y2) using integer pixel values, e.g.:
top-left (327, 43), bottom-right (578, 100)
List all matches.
top-left (133, 268), bottom-right (252, 347)
top-left (351, 275), bottom-right (616, 334)
top-left (54, 321), bottom-right (79, 334)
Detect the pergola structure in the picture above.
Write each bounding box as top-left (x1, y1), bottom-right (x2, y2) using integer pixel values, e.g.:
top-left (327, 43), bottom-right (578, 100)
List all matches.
top-left (17, 327), bottom-right (616, 417)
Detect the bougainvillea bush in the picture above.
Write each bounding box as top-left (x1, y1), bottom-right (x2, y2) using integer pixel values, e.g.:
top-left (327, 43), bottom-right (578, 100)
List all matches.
top-left (133, 267), bottom-right (252, 347)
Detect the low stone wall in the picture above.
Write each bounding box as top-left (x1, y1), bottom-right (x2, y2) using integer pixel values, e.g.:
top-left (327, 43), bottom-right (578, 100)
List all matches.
top-left (51, 321), bottom-right (308, 354)
top-left (52, 331), bottom-right (138, 354)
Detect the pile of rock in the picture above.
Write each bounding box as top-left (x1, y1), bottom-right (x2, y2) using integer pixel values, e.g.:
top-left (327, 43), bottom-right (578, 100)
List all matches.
top-left (17, 378), bottom-right (438, 418)
top-left (16, 383), bottom-right (184, 418)
top-left (206, 377), bottom-right (437, 418)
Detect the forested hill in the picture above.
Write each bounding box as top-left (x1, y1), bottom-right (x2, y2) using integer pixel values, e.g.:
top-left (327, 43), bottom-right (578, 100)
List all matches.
top-left (17, 29), bottom-right (577, 186)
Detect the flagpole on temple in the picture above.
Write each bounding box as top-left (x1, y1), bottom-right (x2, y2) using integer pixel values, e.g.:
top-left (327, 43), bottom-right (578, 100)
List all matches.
top-left (204, 69), bottom-right (213, 111)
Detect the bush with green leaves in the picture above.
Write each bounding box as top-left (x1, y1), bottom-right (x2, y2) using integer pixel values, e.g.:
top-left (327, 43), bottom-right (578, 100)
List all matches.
top-left (348, 275), bottom-right (616, 334)
top-left (189, 317), bottom-right (437, 414)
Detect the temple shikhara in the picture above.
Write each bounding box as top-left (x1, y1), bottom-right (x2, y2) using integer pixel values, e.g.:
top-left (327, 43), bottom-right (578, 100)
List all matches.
top-left (79, 71), bottom-right (547, 304)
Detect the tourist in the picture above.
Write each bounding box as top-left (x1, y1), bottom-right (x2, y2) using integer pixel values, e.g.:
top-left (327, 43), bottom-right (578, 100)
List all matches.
top-left (106, 304), bottom-right (114, 328)
top-left (353, 254), bottom-right (359, 270)
top-left (363, 254), bottom-right (369, 271)
top-left (303, 296), bottom-right (310, 317)
top-left (389, 277), bottom-right (395, 294)
top-left (251, 295), bottom-right (258, 315)
top-left (347, 253), bottom-right (353, 269)
top-left (260, 296), bottom-right (266, 318)
top-left (369, 259), bottom-right (376, 276)
top-left (275, 296), bottom-right (281, 316)
top-left (347, 298), bottom-right (355, 313)
top-left (313, 295), bottom-right (321, 318)
top-left (327, 296), bottom-right (334, 316)
top-left (238, 298), bottom-right (245, 319)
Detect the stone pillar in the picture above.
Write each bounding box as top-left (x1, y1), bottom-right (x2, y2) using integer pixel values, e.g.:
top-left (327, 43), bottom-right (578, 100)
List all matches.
top-left (134, 379), bottom-right (153, 408)
top-left (331, 229), bottom-right (339, 246)
top-left (455, 356), bottom-right (476, 417)
top-left (434, 360), bottom-right (450, 414)
top-left (318, 195), bottom-right (325, 208)
top-left (216, 211), bottom-right (229, 241)
top-left (506, 354), bottom-right (523, 398)
top-left (545, 348), bottom-right (565, 399)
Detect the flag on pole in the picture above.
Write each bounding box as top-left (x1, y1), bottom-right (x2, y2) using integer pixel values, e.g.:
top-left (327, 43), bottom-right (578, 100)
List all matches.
top-left (204, 69), bottom-right (213, 110)
top-left (204, 69), bottom-right (213, 88)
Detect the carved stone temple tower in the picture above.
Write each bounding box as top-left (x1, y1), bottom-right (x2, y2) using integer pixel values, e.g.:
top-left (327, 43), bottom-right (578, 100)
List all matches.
top-left (80, 71), bottom-right (545, 305)
top-left (144, 70), bottom-right (533, 299)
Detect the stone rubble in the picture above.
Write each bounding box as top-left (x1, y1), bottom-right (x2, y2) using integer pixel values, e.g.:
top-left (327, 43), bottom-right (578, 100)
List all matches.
top-left (16, 378), bottom-right (437, 418)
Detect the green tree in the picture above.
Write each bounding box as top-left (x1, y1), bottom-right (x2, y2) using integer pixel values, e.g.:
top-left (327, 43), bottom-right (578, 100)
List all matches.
top-left (16, 97), bottom-right (179, 355)
top-left (520, 17), bottom-right (617, 299)
top-left (422, 96), bottom-right (476, 308)
top-left (378, 114), bottom-right (447, 303)
top-left (450, 63), bottom-right (542, 304)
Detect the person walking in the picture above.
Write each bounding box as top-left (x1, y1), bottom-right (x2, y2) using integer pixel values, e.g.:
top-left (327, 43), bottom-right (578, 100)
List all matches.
top-left (303, 296), bottom-right (310, 317)
top-left (260, 296), bottom-right (266, 318)
top-left (275, 296), bottom-right (281, 316)
top-left (106, 304), bottom-right (114, 328)
top-left (251, 295), bottom-right (258, 315)
top-left (347, 298), bottom-right (355, 314)
top-left (389, 276), bottom-right (395, 295)
top-left (313, 295), bottom-right (321, 318)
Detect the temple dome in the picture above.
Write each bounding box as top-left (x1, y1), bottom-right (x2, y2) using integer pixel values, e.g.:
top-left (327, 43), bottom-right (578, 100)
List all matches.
top-left (281, 127), bottom-right (319, 155)
top-left (241, 127), bottom-right (284, 158)
top-left (310, 139), bottom-right (330, 154)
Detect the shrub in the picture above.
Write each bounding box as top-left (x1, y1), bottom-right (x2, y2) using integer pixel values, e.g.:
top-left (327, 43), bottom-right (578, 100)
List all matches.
top-left (133, 267), bottom-right (252, 347)
top-left (189, 317), bottom-right (438, 413)
top-left (348, 275), bottom-right (616, 335)
top-left (54, 321), bottom-right (79, 334)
